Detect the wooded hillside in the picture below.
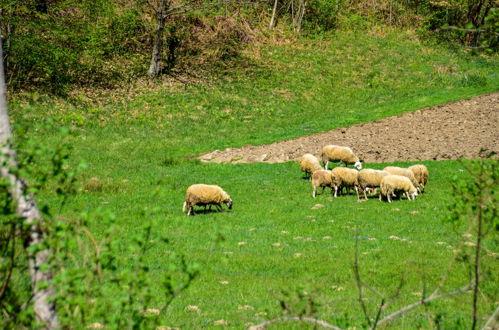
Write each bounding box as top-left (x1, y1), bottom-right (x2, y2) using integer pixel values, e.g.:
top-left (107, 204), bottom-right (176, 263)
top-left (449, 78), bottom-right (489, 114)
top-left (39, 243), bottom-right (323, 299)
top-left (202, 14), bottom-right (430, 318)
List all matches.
top-left (2, 0), bottom-right (497, 95)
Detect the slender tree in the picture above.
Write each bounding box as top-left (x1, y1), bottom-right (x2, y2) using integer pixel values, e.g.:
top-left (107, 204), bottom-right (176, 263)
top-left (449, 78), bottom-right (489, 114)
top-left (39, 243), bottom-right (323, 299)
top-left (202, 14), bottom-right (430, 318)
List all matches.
top-left (269, 0), bottom-right (279, 29)
top-left (148, 0), bottom-right (170, 78)
top-left (0, 28), bottom-right (59, 328)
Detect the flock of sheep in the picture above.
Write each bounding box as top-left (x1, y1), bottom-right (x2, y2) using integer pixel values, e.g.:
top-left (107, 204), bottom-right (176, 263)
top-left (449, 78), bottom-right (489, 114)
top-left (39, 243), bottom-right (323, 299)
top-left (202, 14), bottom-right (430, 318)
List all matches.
top-left (182, 145), bottom-right (428, 215)
top-left (301, 145), bottom-right (428, 202)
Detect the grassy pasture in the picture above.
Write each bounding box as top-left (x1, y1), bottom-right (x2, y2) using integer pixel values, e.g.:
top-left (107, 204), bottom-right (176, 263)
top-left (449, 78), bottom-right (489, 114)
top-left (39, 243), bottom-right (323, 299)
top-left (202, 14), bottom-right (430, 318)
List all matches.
top-left (10, 28), bottom-right (498, 328)
top-left (40, 158), bottom-right (493, 328)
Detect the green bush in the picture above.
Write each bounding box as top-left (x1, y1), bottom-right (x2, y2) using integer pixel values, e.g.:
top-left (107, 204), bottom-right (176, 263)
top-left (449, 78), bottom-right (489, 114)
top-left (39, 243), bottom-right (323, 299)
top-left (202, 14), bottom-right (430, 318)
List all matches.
top-left (302, 0), bottom-right (341, 32)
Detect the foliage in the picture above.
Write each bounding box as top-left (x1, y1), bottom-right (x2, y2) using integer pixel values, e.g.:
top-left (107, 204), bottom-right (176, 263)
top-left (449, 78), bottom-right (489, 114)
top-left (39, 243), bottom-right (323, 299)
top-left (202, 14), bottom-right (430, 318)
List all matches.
top-left (1, 0), bottom-right (497, 94)
top-left (0, 133), bottom-right (198, 328)
top-left (1, 0), bottom-right (147, 94)
top-left (446, 152), bottom-right (498, 328)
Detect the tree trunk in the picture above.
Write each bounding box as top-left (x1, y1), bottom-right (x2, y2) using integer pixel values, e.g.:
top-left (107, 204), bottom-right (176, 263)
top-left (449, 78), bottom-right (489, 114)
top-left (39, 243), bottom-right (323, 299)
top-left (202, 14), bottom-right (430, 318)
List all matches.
top-left (294, 0), bottom-right (307, 33)
top-left (466, 0), bottom-right (487, 47)
top-left (148, 0), bottom-right (170, 78)
top-left (269, 0), bottom-right (279, 29)
top-left (0, 30), bottom-right (59, 329)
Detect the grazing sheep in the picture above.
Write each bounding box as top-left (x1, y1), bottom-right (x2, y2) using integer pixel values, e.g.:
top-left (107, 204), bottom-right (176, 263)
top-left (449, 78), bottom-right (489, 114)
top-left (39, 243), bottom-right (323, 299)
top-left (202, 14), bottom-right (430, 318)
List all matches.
top-left (409, 164), bottom-right (429, 192)
top-left (299, 153), bottom-right (323, 180)
top-left (183, 184), bottom-right (233, 216)
top-left (311, 170), bottom-right (333, 198)
top-left (383, 166), bottom-right (420, 192)
top-left (380, 175), bottom-right (418, 203)
top-left (331, 167), bottom-right (360, 200)
top-left (321, 145), bottom-right (362, 170)
top-left (358, 169), bottom-right (390, 200)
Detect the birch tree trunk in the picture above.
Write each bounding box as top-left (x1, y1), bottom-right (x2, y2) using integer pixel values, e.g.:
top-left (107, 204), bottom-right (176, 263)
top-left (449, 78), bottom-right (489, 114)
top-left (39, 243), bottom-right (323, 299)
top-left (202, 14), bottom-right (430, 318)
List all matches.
top-left (148, 0), bottom-right (170, 78)
top-left (0, 30), bottom-right (59, 329)
top-left (269, 0), bottom-right (279, 29)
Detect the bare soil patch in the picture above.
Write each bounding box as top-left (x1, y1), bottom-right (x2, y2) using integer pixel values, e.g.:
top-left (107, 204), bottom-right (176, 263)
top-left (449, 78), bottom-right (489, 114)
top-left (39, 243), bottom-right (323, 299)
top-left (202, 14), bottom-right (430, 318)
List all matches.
top-left (199, 92), bottom-right (499, 164)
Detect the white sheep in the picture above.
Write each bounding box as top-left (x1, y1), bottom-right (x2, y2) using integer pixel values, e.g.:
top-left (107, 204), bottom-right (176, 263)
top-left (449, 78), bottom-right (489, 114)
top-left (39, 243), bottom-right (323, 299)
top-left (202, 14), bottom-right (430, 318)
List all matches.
top-left (299, 153), bottom-right (323, 180)
top-left (182, 184), bottom-right (233, 216)
top-left (358, 169), bottom-right (390, 200)
top-left (311, 170), bottom-right (333, 198)
top-left (409, 164), bottom-right (429, 192)
top-left (379, 175), bottom-right (418, 203)
top-left (331, 167), bottom-right (360, 200)
top-left (321, 145), bottom-right (362, 170)
top-left (383, 166), bottom-right (420, 192)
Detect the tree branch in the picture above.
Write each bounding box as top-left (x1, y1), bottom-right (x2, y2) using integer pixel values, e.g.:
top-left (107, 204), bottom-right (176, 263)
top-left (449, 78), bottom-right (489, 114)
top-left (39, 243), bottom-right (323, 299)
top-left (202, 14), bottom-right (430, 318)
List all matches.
top-left (481, 305), bottom-right (499, 330)
top-left (353, 235), bottom-right (372, 326)
top-left (248, 316), bottom-right (342, 330)
top-left (374, 282), bottom-right (472, 327)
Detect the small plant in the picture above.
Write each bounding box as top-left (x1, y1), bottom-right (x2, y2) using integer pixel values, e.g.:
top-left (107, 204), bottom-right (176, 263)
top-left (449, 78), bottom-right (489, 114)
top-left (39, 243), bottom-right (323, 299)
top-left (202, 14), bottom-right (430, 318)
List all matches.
top-left (0, 136), bottom-right (199, 328)
top-left (446, 150), bottom-right (498, 329)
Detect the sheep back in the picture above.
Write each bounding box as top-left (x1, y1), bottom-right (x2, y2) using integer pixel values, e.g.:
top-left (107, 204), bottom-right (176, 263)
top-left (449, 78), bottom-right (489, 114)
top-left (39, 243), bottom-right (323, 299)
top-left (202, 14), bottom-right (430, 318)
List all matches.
top-left (299, 154), bottom-right (322, 176)
top-left (185, 184), bottom-right (231, 206)
top-left (380, 175), bottom-right (417, 198)
top-left (409, 164), bottom-right (429, 187)
top-left (383, 166), bottom-right (419, 188)
top-left (358, 169), bottom-right (390, 189)
top-left (331, 167), bottom-right (359, 187)
top-left (311, 170), bottom-right (333, 188)
top-left (321, 145), bottom-right (360, 165)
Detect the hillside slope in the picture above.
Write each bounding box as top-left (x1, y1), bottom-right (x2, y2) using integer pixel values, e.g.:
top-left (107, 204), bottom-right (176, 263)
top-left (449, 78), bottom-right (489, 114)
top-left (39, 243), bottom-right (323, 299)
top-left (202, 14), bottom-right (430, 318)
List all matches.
top-left (200, 92), bottom-right (499, 163)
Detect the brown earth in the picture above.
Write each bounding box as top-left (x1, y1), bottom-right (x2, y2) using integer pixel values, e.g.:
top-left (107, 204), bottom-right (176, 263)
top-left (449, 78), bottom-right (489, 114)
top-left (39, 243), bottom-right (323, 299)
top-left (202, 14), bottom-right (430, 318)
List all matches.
top-left (199, 92), bottom-right (499, 164)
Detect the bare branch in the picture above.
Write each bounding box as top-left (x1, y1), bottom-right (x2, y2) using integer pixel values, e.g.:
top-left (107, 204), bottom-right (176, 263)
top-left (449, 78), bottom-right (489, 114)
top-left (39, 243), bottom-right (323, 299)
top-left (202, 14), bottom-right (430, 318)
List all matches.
top-left (371, 298), bottom-right (386, 330)
top-left (374, 282), bottom-right (472, 327)
top-left (248, 316), bottom-right (342, 330)
top-left (482, 305), bottom-right (499, 330)
top-left (353, 236), bottom-right (372, 326)
top-left (439, 25), bottom-right (499, 36)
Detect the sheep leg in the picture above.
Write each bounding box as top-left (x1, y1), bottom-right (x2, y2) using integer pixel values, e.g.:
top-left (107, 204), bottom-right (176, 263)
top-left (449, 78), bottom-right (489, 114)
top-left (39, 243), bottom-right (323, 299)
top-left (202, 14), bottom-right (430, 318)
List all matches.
top-left (325, 161), bottom-right (329, 170)
top-left (312, 186), bottom-right (316, 198)
top-left (187, 205), bottom-right (194, 216)
top-left (354, 186), bottom-right (360, 201)
top-left (363, 188), bottom-right (368, 200)
top-left (333, 186), bottom-right (338, 198)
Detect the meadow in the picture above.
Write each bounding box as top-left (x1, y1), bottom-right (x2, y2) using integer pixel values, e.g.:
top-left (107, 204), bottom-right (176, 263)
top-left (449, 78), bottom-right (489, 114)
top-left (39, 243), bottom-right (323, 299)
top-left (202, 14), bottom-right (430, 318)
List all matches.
top-left (9, 28), bottom-right (499, 328)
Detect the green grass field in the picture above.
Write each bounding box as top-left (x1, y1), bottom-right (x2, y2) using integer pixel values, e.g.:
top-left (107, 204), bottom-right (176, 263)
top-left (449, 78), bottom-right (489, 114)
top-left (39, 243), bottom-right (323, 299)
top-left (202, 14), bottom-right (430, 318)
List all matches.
top-left (10, 28), bottom-right (498, 328)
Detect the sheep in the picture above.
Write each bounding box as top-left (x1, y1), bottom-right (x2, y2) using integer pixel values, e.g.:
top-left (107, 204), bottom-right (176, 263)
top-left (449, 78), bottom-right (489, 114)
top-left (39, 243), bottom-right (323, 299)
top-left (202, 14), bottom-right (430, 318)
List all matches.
top-left (357, 169), bottom-right (390, 200)
top-left (321, 145), bottom-right (362, 170)
top-left (379, 175), bottom-right (418, 203)
top-left (182, 184), bottom-right (233, 216)
top-left (409, 164), bottom-right (429, 192)
top-left (331, 167), bottom-right (360, 200)
top-left (311, 170), bottom-right (333, 198)
top-left (383, 166), bottom-right (420, 193)
top-left (299, 153), bottom-right (323, 180)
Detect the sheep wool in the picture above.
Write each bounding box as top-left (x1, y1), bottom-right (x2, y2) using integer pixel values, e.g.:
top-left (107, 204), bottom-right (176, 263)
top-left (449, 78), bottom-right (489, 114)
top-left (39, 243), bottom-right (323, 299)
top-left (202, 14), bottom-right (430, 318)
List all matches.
top-left (311, 170), bottom-right (333, 198)
top-left (383, 166), bottom-right (420, 192)
top-left (331, 167), bottom-right (360, 200)
top-left (358, 169), bottom-right (390, 200)
top-left (299, 153), bottom-right (323, 179)
top-left (321, 145), bottom-right (362, 170)
top-left (183, 184), bottom-right (233, 216)
top-left (380, 175), bottom-right (418, 203)
top-left (409, 164), bottom-right (429, 191)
